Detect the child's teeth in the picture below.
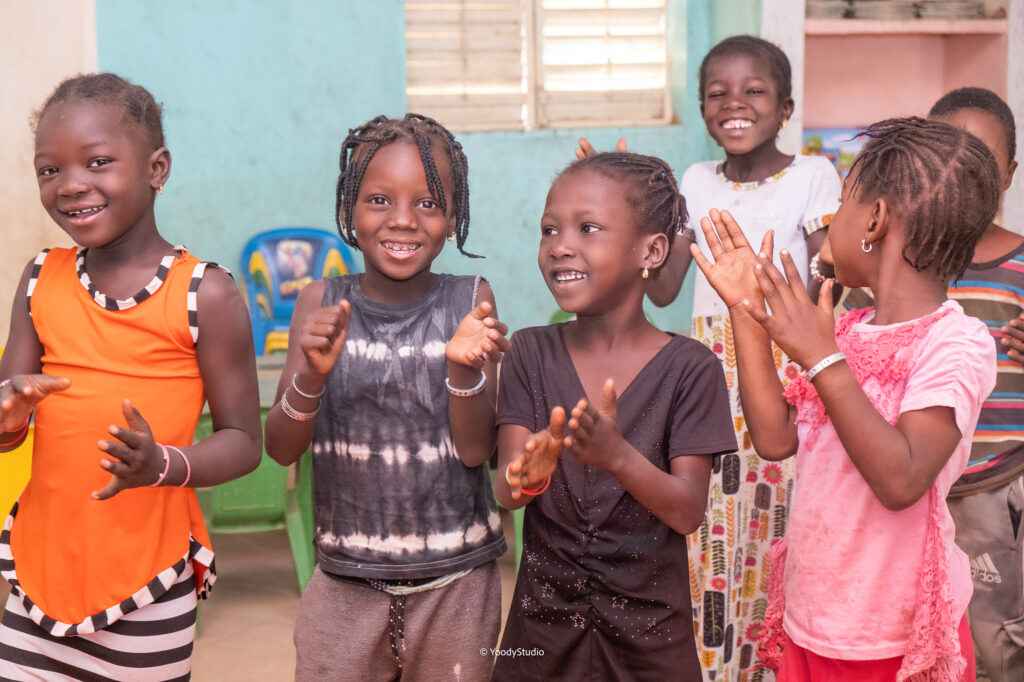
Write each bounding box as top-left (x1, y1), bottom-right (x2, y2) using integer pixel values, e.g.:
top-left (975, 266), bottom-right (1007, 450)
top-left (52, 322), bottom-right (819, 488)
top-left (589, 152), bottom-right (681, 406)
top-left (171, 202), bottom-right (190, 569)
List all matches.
top-left (555, 272), bottom-right (586, 282)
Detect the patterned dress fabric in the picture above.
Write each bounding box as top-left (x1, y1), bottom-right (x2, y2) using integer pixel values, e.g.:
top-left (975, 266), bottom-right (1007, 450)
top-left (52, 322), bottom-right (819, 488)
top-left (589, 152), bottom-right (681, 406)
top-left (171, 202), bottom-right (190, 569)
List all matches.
top-left (682, 155), bottom-right (841, 681)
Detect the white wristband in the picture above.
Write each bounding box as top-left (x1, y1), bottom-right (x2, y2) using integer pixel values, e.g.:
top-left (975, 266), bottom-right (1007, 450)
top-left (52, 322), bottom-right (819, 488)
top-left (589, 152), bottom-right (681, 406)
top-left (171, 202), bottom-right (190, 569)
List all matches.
top-left (445, 371), bottom-right (486, 397)
top-left (805, 352), bottom-right (846, 382)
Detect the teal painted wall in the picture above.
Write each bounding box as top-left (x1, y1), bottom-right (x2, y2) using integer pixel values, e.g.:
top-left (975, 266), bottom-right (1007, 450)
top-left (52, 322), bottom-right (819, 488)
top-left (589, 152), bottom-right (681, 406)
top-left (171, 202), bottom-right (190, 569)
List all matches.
top-left (97, 0), bottom-right (758, 335)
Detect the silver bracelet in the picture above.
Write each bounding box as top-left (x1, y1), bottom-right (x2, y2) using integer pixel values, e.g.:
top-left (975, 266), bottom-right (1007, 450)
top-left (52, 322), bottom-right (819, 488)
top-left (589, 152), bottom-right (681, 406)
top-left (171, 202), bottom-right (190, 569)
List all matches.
top-left (291, 373), bottom-right (325, 399)
top-left (281, 392), bottom-right (319, 421)
top-left (445, 371), bottom-right (486, 397)
top-left (809, 253), bottom-right (824, 282)
top-left (805, 352), bottom-right (846, 382)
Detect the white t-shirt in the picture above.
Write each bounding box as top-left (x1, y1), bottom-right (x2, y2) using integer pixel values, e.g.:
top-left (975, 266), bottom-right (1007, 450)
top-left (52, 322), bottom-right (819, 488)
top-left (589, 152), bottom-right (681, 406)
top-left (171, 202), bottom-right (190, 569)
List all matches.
top-left (683, 155), bottom-right (841, 319)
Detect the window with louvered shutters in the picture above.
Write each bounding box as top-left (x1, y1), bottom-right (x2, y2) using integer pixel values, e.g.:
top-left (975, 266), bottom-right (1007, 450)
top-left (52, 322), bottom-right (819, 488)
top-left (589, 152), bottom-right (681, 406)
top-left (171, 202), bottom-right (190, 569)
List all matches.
top-left (405, 0), bottom-right (671, 131)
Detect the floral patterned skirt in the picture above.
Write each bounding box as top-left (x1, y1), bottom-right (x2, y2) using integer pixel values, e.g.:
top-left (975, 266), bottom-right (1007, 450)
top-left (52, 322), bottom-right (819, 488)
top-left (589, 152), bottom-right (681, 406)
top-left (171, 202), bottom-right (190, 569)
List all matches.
top-left (687, 314), bottom-right (797, 682)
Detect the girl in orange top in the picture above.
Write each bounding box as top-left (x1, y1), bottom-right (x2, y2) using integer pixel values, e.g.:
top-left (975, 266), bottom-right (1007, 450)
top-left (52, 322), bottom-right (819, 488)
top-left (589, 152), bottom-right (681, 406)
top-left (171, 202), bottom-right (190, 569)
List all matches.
top-left (0, 73), bottom-right (262, 680)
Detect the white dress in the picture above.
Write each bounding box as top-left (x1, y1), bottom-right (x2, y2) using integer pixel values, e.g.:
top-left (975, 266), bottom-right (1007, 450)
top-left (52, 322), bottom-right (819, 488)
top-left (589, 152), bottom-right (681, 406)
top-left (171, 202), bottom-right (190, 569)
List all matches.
top-left (682, 154), bottom-right (841, 682)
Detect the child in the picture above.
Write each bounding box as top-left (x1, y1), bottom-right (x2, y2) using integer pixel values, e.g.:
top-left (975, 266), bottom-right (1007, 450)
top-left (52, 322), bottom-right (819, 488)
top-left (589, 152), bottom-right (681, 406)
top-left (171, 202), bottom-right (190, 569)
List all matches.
top-left (931, 87), bottom-right (1023, 682)
top-left (692, 116), bottom-right (1001, 680)
top-left (0, 73), bottom-right (262, 679)
top-left (662, 35), bottom-right (842, 681)
top-left (492, 152), bottom-right (737, 680)
top-left (263, 113), bottom-right (509, 681)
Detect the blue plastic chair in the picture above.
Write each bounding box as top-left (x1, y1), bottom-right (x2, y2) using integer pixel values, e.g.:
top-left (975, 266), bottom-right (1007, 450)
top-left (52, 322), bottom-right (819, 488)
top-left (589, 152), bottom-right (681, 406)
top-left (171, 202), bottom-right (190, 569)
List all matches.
top-left (240, 228), bottom-right (359, 355)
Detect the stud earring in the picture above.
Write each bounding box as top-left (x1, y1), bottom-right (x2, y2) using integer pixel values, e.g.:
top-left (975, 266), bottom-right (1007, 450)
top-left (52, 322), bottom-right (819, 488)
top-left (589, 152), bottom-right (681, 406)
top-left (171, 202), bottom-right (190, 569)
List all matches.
top-left (861, 239), bottom-right (872, 253)
top-left (155, 185), bottom-right (164, 195)
top-left (642, 266), bottom-right (649, 280)
top-left (447, 233), bottom-right (456, 242)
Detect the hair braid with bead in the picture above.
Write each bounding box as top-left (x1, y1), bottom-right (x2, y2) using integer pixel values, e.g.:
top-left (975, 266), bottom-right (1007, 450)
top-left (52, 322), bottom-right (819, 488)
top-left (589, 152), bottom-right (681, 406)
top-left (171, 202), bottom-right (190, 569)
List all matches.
top-left (559, 152), bottom-right (687, 275)
top-left (848, 116), bottom-right (1000, 282)
top-left (335, 113), bottom-right (477, 257)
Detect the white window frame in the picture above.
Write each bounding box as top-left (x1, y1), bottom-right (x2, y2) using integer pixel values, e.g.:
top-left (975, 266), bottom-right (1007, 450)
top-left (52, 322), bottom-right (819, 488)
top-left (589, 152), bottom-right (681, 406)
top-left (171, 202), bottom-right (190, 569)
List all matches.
top-left (405, 0), bottom-right (672, 132)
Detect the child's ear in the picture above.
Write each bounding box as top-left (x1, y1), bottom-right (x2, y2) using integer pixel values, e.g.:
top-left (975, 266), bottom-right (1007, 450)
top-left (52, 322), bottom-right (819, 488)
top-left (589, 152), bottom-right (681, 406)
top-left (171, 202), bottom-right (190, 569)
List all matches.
top-left (1004, 159), bottom-right (1018, 192)
top-left (148, 147), bottom-right (171, 191)
top-left (644, 232), bottom-right (670, 271)
top-left (780, 98), bottom-right (795, 127)
top-left (447, 211), bottom-right (457, 241)
top-left (865, 197), bottom-right (889, 248)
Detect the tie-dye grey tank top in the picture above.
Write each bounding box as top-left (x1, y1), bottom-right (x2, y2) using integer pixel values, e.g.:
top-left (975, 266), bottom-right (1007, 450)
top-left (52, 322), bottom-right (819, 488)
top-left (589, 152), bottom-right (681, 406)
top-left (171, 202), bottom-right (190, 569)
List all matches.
top-left (312, 274), bottom-right (506, 579)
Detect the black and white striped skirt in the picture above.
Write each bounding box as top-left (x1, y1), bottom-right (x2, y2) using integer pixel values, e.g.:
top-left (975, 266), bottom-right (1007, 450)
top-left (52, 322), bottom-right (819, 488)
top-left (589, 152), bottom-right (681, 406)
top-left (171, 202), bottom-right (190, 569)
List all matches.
top-left (0, 563), bottom-right (197, 681)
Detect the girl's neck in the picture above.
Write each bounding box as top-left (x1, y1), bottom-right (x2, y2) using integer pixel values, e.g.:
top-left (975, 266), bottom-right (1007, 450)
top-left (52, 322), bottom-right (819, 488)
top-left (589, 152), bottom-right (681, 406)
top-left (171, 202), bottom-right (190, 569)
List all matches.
top-left (85, 221), bottom-right (174, 271)
top-left (722, 143), bottom-right (793, 184)
top-left (971, 222), bottom-right (1024, 263)
top-left (870, 271), bottom-right (948, 326)
top-left (358, 268), bottom-right (437, 305)
top-left (563, 306), bottom-right (662, 352)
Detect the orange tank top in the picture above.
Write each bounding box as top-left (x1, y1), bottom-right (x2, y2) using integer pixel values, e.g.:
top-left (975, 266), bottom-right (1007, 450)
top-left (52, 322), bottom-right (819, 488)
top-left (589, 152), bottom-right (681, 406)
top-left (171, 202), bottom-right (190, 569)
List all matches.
top-left (9, 246), bottom-right (214, 629)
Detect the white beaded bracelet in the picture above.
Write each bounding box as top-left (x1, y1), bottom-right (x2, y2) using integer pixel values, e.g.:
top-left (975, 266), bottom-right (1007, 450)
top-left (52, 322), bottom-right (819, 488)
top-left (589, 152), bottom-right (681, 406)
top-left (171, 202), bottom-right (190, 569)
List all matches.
top-left (281, 392), bottom-right (319, 421)
top-left (805, 352), bottom-right (846, 382)
top-left (445, 371), bottom-right (486, 397)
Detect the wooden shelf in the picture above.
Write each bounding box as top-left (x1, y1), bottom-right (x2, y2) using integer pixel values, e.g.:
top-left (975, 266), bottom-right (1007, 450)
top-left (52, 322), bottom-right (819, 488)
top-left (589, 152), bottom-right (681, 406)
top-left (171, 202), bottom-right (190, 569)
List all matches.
top-left (805, 18), bottom-right (1008, 35)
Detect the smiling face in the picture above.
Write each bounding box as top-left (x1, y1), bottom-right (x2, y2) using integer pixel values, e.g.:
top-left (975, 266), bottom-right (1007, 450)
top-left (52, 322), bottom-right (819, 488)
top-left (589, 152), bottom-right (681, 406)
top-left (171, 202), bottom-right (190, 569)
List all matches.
top-left (350, 141), bottom-right (455, 301)
top-left (33, 102), bottom-right (166, 249)
top-left (538, 169), bottom-right (647, 315)
top-left (701, 52), bottom-right (793, 159)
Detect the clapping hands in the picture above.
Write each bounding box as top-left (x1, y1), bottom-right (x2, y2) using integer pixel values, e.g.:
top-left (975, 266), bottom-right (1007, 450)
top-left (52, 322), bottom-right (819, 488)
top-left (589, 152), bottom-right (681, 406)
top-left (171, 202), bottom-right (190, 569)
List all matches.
top-left (446, 301), bottom-right (510, 369)
top-left (300, 300), bottom-right (351, 376)
top-left (0, 374), bottom-right (70, 435)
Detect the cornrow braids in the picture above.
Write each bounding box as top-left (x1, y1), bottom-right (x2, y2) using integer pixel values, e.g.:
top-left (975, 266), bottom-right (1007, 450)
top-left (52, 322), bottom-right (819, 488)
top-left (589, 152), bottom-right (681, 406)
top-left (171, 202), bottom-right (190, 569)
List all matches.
top-left (848, 116), bottom-right (1001, 282)
top-left (335, 113), bottom-right (477, 257)
top-left (561, 151), bottom-right (687, 269)
top-left (929, 86), bottom-right (1016, 164)
top-left (34, 73), bottom-right (164, 150)
top-left (699, 35), bottom-right (792, 103)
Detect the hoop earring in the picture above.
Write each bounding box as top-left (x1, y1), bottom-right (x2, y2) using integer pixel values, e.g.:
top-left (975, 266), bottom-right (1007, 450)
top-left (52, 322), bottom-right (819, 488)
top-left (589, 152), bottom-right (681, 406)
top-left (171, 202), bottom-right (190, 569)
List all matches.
top-left (641, 266), bottom-right (649, 280)
top-left (155, 185), bottom-right (164, 195)
top-left (447, 233), bottom-right (455, 242)
top-left (861, 239), bottom-right (872, 253)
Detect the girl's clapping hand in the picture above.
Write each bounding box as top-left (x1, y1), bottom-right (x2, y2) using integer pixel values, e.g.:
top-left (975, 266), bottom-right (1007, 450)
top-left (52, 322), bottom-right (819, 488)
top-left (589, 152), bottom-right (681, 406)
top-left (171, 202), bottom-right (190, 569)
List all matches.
top-left (0, 374), bottom-right (71, 432)
top-left (744, 251), bottom-right (840, 370)
top-left (566, 379), bottom-right (628, 470)
top-left (446, 300), bottom-right (510, 369)
top-left (507, 407), bottom-right (569, 500)
top-left (93, 399), bottom-right (165, 500)
top-left (300, 300), bottom-right (351, 376)
top-left (690, 208), bottom-right (775, 311)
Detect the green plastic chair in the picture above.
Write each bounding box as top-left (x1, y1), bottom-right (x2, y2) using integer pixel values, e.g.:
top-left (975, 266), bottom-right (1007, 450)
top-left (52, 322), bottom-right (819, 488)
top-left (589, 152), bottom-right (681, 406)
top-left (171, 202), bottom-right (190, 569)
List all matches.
top-left (193, 412), bottom-right (314, 592)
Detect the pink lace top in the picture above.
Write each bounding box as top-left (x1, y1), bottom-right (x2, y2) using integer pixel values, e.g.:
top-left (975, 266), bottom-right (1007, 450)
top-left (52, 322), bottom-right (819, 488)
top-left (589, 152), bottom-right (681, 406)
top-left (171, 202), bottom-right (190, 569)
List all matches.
top-left (758, 301), bottom-right (995, 680)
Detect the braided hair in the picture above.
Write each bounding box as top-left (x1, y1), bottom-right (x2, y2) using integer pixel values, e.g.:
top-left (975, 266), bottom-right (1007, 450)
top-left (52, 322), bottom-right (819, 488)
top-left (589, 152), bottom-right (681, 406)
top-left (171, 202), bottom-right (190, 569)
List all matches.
top-left (848, 116), bottom-right (1001, 282)
top-left (929, 86), bottom-right (1016, 165)
top-left (335, 113), bottom-right (476, 257)
top-left (35, 73), bottom-right (164, 150)
top-left (559, 152), bottom-right (687, 273)
top-left (698, 35), bottom-right (792, 104)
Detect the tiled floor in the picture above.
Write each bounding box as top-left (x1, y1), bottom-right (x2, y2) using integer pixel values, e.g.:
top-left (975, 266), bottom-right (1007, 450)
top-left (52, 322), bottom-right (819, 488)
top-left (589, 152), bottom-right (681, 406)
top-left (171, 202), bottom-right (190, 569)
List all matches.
top-left (190, 509), bottom-right (519, 681)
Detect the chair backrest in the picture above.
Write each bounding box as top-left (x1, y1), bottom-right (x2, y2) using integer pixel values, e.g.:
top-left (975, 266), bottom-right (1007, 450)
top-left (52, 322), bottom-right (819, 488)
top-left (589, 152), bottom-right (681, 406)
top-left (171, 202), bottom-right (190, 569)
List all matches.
top-left (240, 228), bottom-right (359, 352)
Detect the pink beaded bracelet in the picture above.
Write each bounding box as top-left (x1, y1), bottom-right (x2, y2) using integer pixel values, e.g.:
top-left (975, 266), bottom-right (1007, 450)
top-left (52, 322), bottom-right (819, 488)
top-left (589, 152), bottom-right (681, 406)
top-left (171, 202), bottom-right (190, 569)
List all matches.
top-left (166, 445), bottom-right (192, 487)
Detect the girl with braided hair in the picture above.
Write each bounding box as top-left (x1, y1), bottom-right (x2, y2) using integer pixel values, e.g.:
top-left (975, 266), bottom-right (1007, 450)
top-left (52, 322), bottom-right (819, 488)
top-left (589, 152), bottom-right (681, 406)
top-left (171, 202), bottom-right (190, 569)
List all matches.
top-left (580, 36), bottom-right (842, 681)
top-left (491, 152), bottom-right (737, 680)
top-left (692, 116), bottom-right (1002, 681)
top-left (264, 113), bottom-right (509, 680)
